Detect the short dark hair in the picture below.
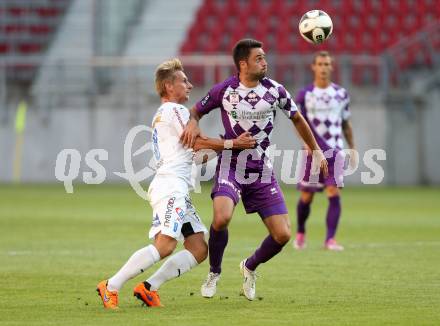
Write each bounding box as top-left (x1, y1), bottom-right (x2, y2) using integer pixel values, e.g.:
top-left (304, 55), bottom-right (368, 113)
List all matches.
top-left (313, 51), bottom-right (332, 64)
top-left (232, 38), bottom-right (263, 71)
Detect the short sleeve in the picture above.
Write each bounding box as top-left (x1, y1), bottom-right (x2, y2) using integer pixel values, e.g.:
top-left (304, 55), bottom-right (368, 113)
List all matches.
top-left (195, 82), bottom-right (225, 115)
top-left (278, 85), bottom-right (297, 118)
top-left (295, 88), bottom-right (307, 116)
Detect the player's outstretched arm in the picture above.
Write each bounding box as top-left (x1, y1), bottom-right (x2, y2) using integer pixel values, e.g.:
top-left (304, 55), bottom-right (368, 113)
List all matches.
top-left (193, 131), bottom-right (256, 152)
top-left (181, 107), bottom-right (205, 148)
top-left (291, 111), bottom-right (329, 177)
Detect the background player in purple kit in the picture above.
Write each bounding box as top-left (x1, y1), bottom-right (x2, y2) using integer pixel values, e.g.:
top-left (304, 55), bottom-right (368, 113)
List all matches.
top-left (294, 51), bottom-right (356, 251)
top-left (181, 39), bottom-right (328, 300)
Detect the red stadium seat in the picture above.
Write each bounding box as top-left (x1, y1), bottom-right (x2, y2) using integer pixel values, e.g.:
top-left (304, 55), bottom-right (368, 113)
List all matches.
top-left (0, 43), bottom-right (11, 54)
top-left (0, 0), bottom-right (72, 83)
top-left (179, 0), bottom-right (438, 77)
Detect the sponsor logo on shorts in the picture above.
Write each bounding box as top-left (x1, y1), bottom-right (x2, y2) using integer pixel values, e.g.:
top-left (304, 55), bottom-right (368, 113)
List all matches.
top-left (152, 213), bottom-right (161, 227)
top-left (164, 197), bottom-right (175, 228)
top-left (270, 187), bottom-right (278, 195)
top-left (175, 207), bottom-right (185, 222)
top-left (219, 179), bottom-right (241, 196)
top-left (184, 196), bottom-right (193, 210)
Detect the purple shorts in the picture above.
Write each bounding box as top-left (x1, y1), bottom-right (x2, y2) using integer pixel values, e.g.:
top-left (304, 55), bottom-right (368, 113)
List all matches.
top-left (211, 168), bottom-right (288, 219)
top-left (297, 149), bottom-right (346, 192)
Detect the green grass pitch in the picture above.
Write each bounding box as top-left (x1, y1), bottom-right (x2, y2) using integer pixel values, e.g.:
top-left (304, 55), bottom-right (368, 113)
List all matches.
top-left (0, 184), bottom-right (439, 326)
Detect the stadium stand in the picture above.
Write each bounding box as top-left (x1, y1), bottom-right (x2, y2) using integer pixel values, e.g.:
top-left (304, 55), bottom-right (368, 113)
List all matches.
top-left (180, 0), bottom-right (439, 85)
top-left (0, 0), bottom-right (72, 83)
top-left (181, 0), bottom-right (439, 56)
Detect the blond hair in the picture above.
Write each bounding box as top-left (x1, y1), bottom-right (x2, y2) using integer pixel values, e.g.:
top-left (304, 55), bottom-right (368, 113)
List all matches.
top-left (155, 58), bottom-right (183, 97)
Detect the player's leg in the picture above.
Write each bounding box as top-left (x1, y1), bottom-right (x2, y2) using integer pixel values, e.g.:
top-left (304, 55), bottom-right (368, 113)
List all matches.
top-left (107, 241), bottom-right (164, 291)
top-left (239, 211), bottom-right (291, 301)
top-left (246, 212), bottom-right (291, 271)
top-left (105, 223), bottom-right (177, 293)
top-left (137, 196), bottom-right (209, 306)
top-left (141, 232), bottom-right (206, 305)
top-left (324, 185), bottom-right (344, 251)
top-left (132, 233), bottom-right (178, 307)
top-left (97, 238), bottom-right (164, 309)
top-left (201, 195), bottom-right (235, 298)
top-left (294, 191), bottom-right (315, 249)
top-left (295, 149), bottom-right (325, 249)
top-left (238, 174), bottom-right (290, 300)
top-left (209, 195), bottom-right (235, 273)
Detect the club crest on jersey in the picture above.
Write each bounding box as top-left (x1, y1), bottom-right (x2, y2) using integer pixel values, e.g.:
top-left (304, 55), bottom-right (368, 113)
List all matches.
top-left (229, 91), bottom-right (240, 105)
top-left (246, 91), bottom-right (259, 104)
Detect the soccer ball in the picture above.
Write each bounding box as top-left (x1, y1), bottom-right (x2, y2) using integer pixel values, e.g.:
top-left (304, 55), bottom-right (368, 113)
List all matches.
top-left (299, 10), bottom-right (333, 44)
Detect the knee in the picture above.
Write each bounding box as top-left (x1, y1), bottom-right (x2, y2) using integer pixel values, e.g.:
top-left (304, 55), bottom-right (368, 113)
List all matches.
top-left (272, 229), bottom-right (291, 245)
top-left (212, 212), bottom-right (232, 230)
top-left (300, 192), bottom-right (314, 205)
top-left (159, 245), bottom-right (175, 259)
top-left (155, 238), bottom-right (177, 259)
top-left (326, 186), bottom-right (340, 198)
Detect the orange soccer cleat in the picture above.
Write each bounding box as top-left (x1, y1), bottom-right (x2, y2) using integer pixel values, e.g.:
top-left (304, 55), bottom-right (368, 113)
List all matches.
top-left (133, 282), bottom-right (163, 307)
top-left (96, 280), bottom-right (119, 309)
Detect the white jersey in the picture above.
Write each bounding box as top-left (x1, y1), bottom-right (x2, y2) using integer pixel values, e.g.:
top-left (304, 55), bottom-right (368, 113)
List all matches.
top-left (149, 102), bottom-right (193, 200)
top-left (147, 102), bottom-right (208, 241)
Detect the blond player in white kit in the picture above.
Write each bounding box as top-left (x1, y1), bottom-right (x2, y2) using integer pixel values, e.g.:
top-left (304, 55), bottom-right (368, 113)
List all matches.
top-left (96, 58), bottom-right (256, 309)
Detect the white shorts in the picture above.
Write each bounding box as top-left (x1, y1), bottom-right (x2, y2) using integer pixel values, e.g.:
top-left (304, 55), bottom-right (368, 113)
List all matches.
top-left (148, 192), bottom-right (207, 241)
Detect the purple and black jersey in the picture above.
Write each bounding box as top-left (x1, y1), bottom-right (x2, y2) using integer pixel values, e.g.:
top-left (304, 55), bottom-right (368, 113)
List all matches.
top-left (196, 75), bottom-right (297, 170)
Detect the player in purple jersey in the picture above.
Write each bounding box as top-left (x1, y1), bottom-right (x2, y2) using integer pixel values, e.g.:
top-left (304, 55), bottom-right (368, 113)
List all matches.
top-left (181, 39), bottom-right (328, 300)
top-left (294, 51), bottom-right (356, 251)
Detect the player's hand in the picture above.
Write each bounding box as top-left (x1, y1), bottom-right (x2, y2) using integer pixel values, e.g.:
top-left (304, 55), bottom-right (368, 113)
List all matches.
top-left (181, 119), bottom-right (206, 148)
top-left (347, 148), bottom-right (359, 170)
top-left (320, 156), bottom-right (329, 178)
top-left (312, 150), bottom-right (329, 178)
top-left (232, 131), bottom-right (256, 149)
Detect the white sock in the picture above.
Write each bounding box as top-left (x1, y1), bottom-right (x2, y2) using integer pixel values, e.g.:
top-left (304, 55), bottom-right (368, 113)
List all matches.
top-left (147, 249), bottom-right (198, 291)
top-left (107, 244), bottom-right (160, 291)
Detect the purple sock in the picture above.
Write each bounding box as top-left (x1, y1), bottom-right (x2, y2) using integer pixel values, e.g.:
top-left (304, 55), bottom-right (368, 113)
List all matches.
top-left (297, 199), bottom-right (311, 233)
top-left (245, 235), bottom-right (285, 271)
top-left (326, 196), bottom-right (341, 241)
top-left (208, 225), bottom-right (228, 274)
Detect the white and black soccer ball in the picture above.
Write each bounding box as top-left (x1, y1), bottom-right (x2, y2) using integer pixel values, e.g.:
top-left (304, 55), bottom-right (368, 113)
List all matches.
top-left (299, 10), bottom-right (333, 45)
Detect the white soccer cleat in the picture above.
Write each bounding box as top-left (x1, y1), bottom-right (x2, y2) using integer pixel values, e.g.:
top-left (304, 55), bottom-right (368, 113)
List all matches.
top-left (239, 260), bottom-right (257, 301)
top-left (325, 238), bottom-right (344, 251)
top-left (201, 272), bottom-right (220, 298)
